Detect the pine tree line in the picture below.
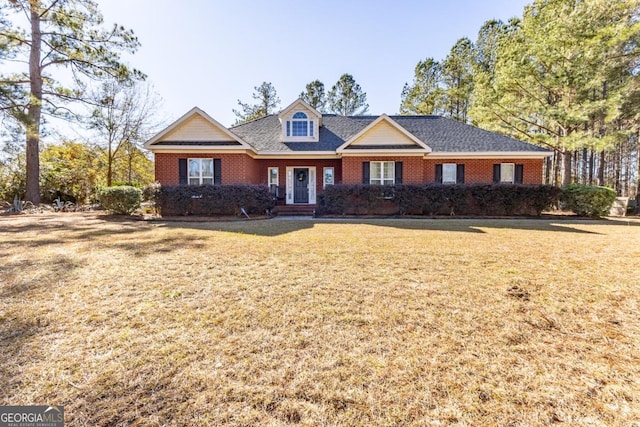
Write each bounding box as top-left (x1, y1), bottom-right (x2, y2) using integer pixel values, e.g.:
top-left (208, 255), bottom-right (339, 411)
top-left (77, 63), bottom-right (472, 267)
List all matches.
top-left (233, 74), bottom-right (369, 125)
top-left (401, 0), bottom-right (640, 196)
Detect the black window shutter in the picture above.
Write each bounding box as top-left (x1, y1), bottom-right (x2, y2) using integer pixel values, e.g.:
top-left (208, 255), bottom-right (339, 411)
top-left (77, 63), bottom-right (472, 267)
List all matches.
top-left (457, 164), bottom-right (465, 184)
top-left (362, 162), bottom-right (370, 184)
top-left (515, 164), bottom-right (524, 184)
top-left (213, 158), bottom-right (222, 185)
top-left (435, 164), bottom-right (443, 183)
top-left (395, 162), bottom-right (403, 184)
top-left (179, 158), bottom-right (188, 185)
top-left (493, 164), bottom-right (501, 183)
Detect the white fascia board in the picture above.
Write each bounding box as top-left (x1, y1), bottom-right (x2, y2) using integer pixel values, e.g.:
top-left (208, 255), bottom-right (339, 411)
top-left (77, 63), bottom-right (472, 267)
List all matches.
top-left (427, 151), bottom-right (554, 159)
top-left (340, 150), bottom-right (427, 157)
top-left (252, 151), bottom-right (338, 159)
top-left (147, 148), bottom-right (253, 155)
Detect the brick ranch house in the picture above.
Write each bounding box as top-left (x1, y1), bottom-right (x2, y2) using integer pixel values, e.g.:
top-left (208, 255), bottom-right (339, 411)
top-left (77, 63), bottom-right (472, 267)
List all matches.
top-left (145, 99), bottom-right (552, 213)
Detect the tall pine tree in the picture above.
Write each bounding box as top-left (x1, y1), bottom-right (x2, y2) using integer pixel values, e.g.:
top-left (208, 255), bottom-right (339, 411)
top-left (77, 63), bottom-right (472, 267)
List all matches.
top-left (400, 58), bottom-right (443, 115)
top-left (441, 37), bottom-right (475, 123)
top-left (473, 0), bottom-right (640, 186)
top-left (0, 0), bottom-right (143, 203)
top-left (299, 80), bottom-right (327, 112)
top-left (327, 74), bottom-right (369, 116)
top-left (233, 82), bottom-right (280, 125)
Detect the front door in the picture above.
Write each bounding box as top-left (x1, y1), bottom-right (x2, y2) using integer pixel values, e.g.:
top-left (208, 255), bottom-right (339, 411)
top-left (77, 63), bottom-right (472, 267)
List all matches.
top-left (293, 168), bottom-right (309, 204)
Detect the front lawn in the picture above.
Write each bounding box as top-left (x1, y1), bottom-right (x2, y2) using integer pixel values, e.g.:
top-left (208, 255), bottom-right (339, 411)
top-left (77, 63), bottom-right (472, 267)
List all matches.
top-left (1, 214), bottom-right (639, 426)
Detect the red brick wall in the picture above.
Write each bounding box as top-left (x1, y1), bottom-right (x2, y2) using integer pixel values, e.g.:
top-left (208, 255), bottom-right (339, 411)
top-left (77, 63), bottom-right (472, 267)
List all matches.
top-left (155, 153), bottom-right (258, 185)
top-left (424, 158), bottom-right (544, 184)
top-left (155, 153), bottom-right (545, 186)
top-left (256, 159), bottom-right (342, 190)
top-left (342, 156), bottom-right (425, 184)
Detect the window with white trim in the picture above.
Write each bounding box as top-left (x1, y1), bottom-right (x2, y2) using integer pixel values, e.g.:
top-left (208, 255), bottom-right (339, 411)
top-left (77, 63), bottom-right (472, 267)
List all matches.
top-left (501, 163), bottom-right (515, 184)
top-left (286, 111), bottom-right (314, 137)
top-left (442, 163), bottom-right (457, 184)
top-left (323, 167), bottom-right (334, 188)
top-left (268, 167), bottom-right (279, 192)
top-left (370, 161), bottom-right (395, 185)
top-left (188, 158), bottom-right (214, 185)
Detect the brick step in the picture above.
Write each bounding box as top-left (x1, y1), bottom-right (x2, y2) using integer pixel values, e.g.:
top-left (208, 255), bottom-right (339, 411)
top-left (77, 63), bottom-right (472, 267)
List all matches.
top-left (273, 205), bottom-right (316, 216)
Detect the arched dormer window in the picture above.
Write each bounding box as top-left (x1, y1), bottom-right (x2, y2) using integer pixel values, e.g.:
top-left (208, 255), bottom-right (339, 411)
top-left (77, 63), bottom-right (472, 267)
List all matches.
top-left (286, 111), bottom-right (314, 137)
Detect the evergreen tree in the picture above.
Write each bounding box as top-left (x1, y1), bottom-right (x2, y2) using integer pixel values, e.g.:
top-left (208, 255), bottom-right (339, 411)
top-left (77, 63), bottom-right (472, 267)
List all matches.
top-left (478, 0), bottom-right (640, 186)
top-left (233, 82), bottom-right (280, 125)
top-left (469, 19), bottom-right (517, 128)
top-left (399, 58), bottom-right (443, 115)
top-left (327, 74), bottom-right (369, 116)
top-left (440, 37), bottom-right (475, 123)
top-left (299, 80), bottom-right (327, 112)
top-left (0, 0), bottom-right (144, 203)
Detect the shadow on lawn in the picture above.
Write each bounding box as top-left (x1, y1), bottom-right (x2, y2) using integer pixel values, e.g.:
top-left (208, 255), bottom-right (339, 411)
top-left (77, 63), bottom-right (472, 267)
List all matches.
top-left (0, 213), bottom-right (137, 235)
top-left (2, 212), bottom-right (637, 242)
top-left (156, 216), bottom-right (637, 237)
top-left (0, 213), bottom-right (207, 257)
top-left (0, 314), bottom-right (43, 402)
top-left (0, 254), bottom-right (83, 299)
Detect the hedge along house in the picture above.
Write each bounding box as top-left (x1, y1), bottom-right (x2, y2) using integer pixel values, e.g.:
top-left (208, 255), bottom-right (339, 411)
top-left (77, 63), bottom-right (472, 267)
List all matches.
top-left (145, 99), bottom-right (553, 214)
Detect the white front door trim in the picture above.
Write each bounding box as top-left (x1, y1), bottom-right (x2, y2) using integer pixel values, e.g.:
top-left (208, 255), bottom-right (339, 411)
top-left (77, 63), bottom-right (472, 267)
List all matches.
top-left (285, 166), bottom-right (316, 205)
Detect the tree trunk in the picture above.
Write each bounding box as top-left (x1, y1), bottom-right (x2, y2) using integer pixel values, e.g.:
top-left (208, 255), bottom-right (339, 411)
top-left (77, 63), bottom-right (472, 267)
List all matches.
top-left (636, 130), bottom-right (640, 213)
top-left (545, 156), bottom-right (552, 184)
top-left (588, 149), bottom-right (594, 185)
top-left (106, 158), bottom-right (113, 187)
top-left (561, 149), bottom-right (572, 186)
top-left (553, 150), bottom-right (560, 186)
top-left (623, 138), bottom-right (631, 197)
top-left (614, 143), bottom-right (621, 194)
top-left (25, 3), bottom-right (42, 204)
top-left (128, 148), bottom-right (133, 184)
top-left (636, 130), bottom-right (640, 200)
top-left (597, 150), bottom-right (605, 186)
top-left (581, 147), bottom-right (588, 184)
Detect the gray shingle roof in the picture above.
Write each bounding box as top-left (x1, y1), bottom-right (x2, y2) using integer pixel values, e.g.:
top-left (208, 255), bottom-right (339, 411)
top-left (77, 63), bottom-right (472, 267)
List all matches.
top-left (152, 140), bottom-right (243, 146)
top-left (229, 114), bottom-right (548, 153)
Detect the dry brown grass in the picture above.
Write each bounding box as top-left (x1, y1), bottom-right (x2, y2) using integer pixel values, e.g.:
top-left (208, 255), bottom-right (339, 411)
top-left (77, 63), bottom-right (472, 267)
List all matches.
top-left (1, 213), bottom-right (639, 426)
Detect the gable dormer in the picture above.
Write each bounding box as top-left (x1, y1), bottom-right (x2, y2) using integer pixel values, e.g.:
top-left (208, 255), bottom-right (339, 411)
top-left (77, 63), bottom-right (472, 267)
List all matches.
top-left (278, 99), bottom-right (322, 142)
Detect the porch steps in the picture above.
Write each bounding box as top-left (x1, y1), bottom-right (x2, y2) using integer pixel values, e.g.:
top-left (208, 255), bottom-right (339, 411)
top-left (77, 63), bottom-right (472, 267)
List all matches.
top-left (273, 205), bottom-right (317, 216)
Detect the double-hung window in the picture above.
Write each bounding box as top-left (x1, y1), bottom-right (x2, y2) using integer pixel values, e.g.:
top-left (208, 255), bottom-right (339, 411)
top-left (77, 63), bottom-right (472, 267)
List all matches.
top-left (500, 163), bottom-right (515, 183)
top-left (323, 167), bottom-right (334, 188)
top-left (370, 161), bottom-right (395, 185)
top-left (442, 164), bottom-right (457, 184)
top-left (435, 163), bottom-right (465, 184)
top-left (268, 167), bottom-right (279, 195)
top-left (493, 163), bottom-right (524, 184)
top-left (188, 158), bottom-right (214, 185)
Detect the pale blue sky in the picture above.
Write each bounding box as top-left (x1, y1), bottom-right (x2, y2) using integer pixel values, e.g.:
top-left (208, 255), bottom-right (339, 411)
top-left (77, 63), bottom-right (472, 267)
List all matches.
top-left (96, 0), bottom-right (530, 128)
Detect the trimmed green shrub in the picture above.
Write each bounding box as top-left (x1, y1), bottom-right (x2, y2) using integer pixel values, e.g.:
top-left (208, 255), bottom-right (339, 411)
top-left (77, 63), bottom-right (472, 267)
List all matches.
top-left (318, 185), bottom-right (398, 215)
top-left (470, 184), bottom-right (561, 216)
top-left (317, 184), bottom-right (561, 217)
top-left (157, 185), bottom-right (274, 216)
top-left (111, 180), bottom-right (144, 188)
top-left (561, 184), bottom-right (617, 217)
top-left (142, 182), bottom-right (161, 204)
top-left (97, 185), bottom-right (142, 215)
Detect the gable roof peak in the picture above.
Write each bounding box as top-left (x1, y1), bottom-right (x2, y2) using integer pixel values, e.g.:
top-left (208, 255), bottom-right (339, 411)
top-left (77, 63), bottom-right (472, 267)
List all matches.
top-left (278, 98), bottom-right (322, 120)
top-left (336, 113), bottom-right (432, 153)
top-left (144, 106), bottom-right (253, 150)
